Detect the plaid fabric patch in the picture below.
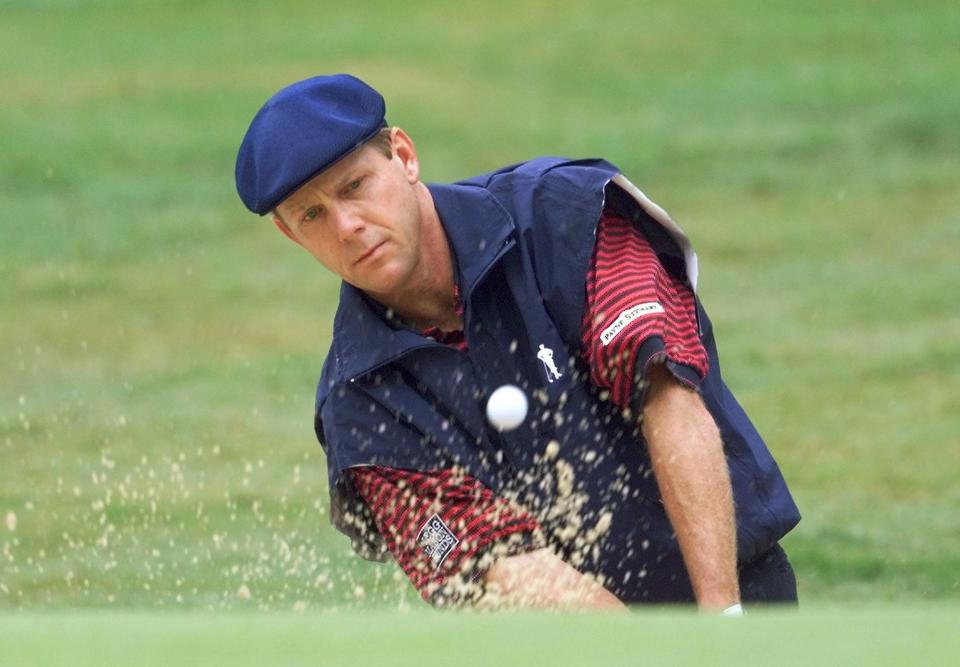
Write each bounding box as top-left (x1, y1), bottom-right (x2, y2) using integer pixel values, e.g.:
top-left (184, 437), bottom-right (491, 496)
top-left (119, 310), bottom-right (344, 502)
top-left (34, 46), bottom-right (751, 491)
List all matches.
top-left (417, 514), bottom-right (460, 569)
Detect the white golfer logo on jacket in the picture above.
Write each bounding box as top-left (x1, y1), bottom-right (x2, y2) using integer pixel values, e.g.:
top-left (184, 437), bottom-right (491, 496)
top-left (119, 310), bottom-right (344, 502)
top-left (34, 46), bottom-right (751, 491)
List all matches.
top-left (537, 344), bottom-right (563, 383)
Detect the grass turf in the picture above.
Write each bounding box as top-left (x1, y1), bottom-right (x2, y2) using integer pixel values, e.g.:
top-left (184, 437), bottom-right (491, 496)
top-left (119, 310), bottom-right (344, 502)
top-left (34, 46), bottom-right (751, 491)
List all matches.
top-left (1, 0), bottom-right (959, 611)
top-left (2, 607), bottom-right (960, 666)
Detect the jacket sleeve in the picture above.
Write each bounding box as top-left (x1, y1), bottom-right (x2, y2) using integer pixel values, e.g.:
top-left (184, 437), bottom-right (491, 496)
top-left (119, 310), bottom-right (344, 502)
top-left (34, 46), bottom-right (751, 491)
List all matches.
top-left (350, 465), bottom-right (543, 606)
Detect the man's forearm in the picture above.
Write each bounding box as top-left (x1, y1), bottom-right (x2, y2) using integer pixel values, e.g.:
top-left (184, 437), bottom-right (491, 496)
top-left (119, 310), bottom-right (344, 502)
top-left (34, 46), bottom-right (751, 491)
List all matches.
top-left (482, 548), bottom-right (627, 611)
top-left (641, 363), bottom-right (740, 609)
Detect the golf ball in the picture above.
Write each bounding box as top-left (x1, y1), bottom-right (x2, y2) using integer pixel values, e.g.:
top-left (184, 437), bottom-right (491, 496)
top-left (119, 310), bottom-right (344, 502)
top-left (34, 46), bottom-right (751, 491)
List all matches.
top-left (486, 384), bottom-right (529, 431)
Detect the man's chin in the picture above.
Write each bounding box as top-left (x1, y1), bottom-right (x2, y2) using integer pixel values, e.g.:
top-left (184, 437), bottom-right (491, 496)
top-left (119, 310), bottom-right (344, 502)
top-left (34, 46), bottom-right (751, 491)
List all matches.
top-left (350, 275), bottom-right (404, 302)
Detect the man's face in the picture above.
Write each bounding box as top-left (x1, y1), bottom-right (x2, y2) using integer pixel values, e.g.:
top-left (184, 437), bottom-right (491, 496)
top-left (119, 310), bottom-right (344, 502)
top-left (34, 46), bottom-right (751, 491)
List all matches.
top-left (273, 129), bottom-right (425, 299)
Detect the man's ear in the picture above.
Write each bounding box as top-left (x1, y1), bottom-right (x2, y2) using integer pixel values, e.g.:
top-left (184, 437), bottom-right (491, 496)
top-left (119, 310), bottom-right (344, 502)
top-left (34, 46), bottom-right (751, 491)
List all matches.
top-left (390, 127), bottom-right (420, 184)
top-left (273, 215), bottom-right (301, 245)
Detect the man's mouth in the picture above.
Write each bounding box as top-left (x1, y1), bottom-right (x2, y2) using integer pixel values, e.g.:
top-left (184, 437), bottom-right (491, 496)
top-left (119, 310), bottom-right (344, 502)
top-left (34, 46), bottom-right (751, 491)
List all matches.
top-left (355, 241), bottom-right (386, 265)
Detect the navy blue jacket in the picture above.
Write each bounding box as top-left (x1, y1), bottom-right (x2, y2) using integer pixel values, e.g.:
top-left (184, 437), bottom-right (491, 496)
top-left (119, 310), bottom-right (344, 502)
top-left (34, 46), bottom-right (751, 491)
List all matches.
top-left (314, 157), bottom-right (800, 602)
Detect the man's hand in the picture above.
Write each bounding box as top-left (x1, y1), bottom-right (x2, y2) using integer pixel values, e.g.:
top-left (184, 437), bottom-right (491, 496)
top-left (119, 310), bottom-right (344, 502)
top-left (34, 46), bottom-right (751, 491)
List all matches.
top-left (641, 362), bottom-right (740, 610)
top-left (481, 548), bottom-right (627, 611)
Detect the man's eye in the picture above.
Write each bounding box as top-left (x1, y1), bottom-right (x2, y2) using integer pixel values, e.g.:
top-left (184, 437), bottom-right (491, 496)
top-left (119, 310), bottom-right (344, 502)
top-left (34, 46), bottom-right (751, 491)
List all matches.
top-left (302, 207), bottom-right (320, 223)
top-left (347, 178), bottom-right (363, 192)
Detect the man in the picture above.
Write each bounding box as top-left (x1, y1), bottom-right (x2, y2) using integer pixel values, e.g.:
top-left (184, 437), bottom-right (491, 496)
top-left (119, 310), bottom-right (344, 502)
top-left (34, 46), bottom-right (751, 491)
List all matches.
top-left (235, 74), bottom-right (800, 612)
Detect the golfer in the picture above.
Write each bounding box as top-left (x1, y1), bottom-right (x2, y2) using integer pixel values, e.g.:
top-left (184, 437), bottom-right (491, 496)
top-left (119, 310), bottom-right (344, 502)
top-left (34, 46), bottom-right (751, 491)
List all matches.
top-left (235, 74), bottom-right (800, 611)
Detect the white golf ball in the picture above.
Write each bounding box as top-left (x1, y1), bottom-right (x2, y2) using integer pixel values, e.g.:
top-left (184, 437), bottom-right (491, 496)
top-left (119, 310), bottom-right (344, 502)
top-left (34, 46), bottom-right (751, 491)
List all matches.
top-left (486, 384), bottom-right (529, 431)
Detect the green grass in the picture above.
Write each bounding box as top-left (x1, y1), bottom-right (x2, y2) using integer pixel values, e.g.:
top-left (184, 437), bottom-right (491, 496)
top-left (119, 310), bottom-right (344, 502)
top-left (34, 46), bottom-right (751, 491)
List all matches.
top-left (2, 607), bottom-right (960, 666)
top-left (2, 0), bottom-right (959, 613)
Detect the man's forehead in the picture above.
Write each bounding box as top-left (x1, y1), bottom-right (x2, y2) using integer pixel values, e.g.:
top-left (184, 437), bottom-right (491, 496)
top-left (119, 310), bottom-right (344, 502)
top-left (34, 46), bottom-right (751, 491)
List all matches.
top-left (279, 146), bottom-right (371, 210)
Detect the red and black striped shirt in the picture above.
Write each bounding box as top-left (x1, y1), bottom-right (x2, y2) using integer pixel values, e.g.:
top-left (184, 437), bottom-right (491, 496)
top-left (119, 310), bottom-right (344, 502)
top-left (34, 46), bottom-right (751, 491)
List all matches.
top-left (582, 206), bottom-right (708, 408)
top-left (349, 465), bottom-right (541, 603)
top-left (349, 205), bottom-right (709, 602)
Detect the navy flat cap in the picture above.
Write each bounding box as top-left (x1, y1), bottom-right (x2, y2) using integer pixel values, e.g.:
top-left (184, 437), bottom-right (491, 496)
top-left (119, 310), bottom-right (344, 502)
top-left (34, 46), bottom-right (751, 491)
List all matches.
top-left (235, 74), bottom-right (387, 215)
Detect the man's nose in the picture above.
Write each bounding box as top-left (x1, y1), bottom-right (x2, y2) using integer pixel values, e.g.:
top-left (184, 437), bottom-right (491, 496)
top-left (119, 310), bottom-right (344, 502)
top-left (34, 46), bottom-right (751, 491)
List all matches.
top-left (330, 206), bottom-right (364, 242)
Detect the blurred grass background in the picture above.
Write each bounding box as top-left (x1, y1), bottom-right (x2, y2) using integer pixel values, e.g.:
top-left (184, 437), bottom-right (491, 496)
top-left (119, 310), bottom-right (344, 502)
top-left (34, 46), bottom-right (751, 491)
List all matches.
top-left (4, 608), bottom-right (960, 666)
top-left (1, 0), bottom-right (958, 610)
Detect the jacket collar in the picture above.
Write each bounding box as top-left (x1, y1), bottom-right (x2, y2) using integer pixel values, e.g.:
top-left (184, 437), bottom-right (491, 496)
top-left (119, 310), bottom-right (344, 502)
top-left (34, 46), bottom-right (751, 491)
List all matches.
top-left (329, 181), bottom-right (515, 382)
